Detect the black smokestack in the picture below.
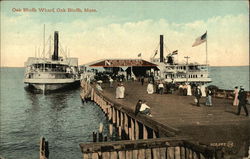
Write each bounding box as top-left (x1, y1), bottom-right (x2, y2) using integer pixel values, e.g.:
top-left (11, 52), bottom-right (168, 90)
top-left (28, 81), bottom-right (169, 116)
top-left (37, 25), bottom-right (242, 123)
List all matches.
top-left (52, 31), bottom-right (59, 60)
top-left (160, 35), bottom-right (164, 62)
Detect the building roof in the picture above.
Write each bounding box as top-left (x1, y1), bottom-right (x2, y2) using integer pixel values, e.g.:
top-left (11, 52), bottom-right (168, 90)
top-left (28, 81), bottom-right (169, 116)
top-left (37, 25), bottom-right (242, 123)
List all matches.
top-left (87, 59), bottom-right (158, 67)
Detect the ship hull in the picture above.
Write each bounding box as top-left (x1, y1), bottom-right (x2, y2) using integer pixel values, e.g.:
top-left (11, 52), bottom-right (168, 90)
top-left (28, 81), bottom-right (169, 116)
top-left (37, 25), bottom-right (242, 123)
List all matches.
top-left (25, 80), bottom-right (80, 93)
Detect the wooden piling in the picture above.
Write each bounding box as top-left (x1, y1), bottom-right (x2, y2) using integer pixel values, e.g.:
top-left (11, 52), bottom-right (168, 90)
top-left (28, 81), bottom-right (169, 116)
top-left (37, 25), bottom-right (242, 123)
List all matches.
top-left (40, 136), bottom-right (49, 159)
top-left (143, 125), bottom-right (148, 139)
top-left (135, 121), bottom-right (139, 140)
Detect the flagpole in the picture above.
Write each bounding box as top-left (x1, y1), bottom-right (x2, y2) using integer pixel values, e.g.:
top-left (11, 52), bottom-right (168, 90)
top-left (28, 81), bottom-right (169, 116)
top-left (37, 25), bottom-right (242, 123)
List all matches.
top-left (206, 30), bottom-right (208, 66)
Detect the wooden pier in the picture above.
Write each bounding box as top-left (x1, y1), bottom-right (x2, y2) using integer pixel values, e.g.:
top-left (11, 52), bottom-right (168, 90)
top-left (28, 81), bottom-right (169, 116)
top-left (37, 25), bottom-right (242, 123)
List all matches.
top-left (79, 80), bottom-right (250, 159)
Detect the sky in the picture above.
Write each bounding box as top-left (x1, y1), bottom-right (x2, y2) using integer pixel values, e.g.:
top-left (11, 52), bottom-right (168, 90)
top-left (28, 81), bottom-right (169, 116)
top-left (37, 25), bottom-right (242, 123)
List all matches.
top-left (1, 1), bottom-right (249, 67)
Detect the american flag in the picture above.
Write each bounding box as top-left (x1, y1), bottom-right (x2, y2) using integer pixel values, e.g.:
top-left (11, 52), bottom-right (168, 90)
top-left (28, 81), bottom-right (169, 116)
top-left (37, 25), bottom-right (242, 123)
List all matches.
top-left (192, 32), bottom-right (207, 47)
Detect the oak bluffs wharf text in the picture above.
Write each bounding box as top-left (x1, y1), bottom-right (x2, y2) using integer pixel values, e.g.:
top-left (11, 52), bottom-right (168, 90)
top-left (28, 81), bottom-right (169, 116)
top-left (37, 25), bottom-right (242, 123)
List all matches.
top-left (12, 8), bottom-right (97, 13)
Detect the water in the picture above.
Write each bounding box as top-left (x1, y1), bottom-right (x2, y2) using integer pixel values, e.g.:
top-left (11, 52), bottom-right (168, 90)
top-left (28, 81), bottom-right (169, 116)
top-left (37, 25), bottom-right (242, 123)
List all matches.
top-left (0, 66), bottom-right (249, 159)
top-left (210, 66), bottom-right (249, 91)
top-left (0, 68), bottom-right (112, 159)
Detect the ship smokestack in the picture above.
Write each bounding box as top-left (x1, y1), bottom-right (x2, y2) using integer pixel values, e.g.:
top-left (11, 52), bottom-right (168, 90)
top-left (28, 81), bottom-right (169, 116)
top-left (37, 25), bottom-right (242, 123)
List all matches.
top-left (52, 31), bottom-right (59, 60)
top-left (160, 35), bottom-right (164, 62)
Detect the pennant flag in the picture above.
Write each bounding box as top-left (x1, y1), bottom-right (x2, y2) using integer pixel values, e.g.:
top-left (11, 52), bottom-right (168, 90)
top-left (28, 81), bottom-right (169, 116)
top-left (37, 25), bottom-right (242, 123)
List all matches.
top-left (172, 50), bottom-right (178, 55)
top-left (138, 53), bottom-right (142, 57)
top-left (192, 32), bottom-right (207, 47)
top-left (154, 50), bottom-right (158, 57)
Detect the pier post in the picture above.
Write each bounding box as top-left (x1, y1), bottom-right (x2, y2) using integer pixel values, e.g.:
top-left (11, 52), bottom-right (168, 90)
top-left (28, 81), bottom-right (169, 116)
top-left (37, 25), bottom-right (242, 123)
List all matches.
top-left (143, 125), bottom-right (148, 139)
top-left (108, 107), bottom-right (112, 121)
top-left (40, 136), bottom-right (49, 159)
top-left (130, 119), bottom-right (135, 140)
top-left (116, 110), bottom-right (120, 127)
top-left (135, 120), bottom-right (139, 140)
top-left (124, 114), bottom-right (129, 137)
top-left (112, 107), bottom-right (116, 124)
top-left (109, 124), bottom-right (113, 137)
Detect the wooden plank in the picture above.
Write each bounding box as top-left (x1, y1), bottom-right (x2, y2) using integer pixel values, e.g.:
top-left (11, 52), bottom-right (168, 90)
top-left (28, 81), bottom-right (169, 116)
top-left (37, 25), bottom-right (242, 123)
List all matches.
top-left (193, 151), bottom-right (199, 159)
top-left (175, 146), bottom-right (181, 159)
top-left (159, 147), bottom-right (167, 159)
top-left (109, 124), bottom-right (113, 137)
top-left (124, 114), bottom-right (129, 136)
top-left (116, 109), bottom-right (120, 127)
top-left (112, 107), bottom-right (116, 124)
top-left (118, 126), bottom-right (122, 137)
top-left (180, 147), bottom-right (186, 159)
top-left (135, 121), bottom-right (140, 140)
top-left (108, 107), bottom-right (112, 121)
top-left (121, 112), bottom-right (124, 129)
top-left (126, 150), bottom-right (133, 159)
top-left (92, 152), bottom-right (99, 159)
top-left (167, 147), bottom-right (175, 159)
top-left (102, 152), bottom-right (110, 159)
top-left (118, 151), bottom-right (126, 159)
top-left (153, 131), bottom-right (157, 138)
top-left (132, 149), bottom-right (138, 159)
top-left (138, 149), bottom-right (145, 159)
top-left (188, 148), bottom-right (193, 159)
top-left (145, 148), bottom-right (152, 159)
top-left (152, 148), bottom-right (160, 159)
top-left (129, 127), bottom-right (132, 140)
top-left (83, 153), bottom-right (88, 159)
top-left (200, 153), bottom-right (206, 159)
top-left (143, 125), bottom-right (148, 139)
top-left (110, 151), bottom-right (118, 159)
top-left (131, 119), bottom-right (135, 140)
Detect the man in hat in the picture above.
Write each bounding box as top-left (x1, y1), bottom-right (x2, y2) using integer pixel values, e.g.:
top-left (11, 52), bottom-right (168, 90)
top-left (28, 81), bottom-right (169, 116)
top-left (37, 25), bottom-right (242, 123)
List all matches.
top-left (236, 86), bottom-right (249, 116)
top-left (195, 86), bottom-right (202, 106)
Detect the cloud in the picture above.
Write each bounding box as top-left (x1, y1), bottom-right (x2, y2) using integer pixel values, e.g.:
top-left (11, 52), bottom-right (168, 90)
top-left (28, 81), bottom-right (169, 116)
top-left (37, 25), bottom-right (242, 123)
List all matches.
top-left (1, 13), bottom-right (249, 67)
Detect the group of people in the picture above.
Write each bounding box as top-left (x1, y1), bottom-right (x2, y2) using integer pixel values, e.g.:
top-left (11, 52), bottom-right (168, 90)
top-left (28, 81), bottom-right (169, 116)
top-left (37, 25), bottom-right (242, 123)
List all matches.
top-left (146, 80), bottom-right (173, 95)
top-left (233, 86), bottom-right (249, 117)
top-left (193, 85), bottom-right (213, 107)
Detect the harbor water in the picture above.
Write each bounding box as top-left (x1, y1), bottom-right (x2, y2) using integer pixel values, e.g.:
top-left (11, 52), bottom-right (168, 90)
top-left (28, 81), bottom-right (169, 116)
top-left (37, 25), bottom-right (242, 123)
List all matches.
top-left (0, 66), bottom-right (249, 159)
top-left (0, 68), bottom-right (112, 159)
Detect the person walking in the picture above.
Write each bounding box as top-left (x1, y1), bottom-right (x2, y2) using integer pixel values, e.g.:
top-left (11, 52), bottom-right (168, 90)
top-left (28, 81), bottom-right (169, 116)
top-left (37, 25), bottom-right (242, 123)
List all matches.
top-left (158, 81), bottom-right (164, 95)
top-left (141, 76), bottom-right (144, 86)
top-left (236, 86), bottom-right (249, 117)
top-left (205, 88), bottom-right (213, 106)
top-left (233, 86), bottom-right (239, 106)
top-left (109, 77), bottom-right (114, 88)
top-left (195, 86), bottom-right (202, 106)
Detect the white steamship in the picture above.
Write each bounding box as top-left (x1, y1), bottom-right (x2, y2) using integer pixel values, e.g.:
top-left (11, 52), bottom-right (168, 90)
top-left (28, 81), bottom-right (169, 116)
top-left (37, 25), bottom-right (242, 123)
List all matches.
top-left (23, 31), bottom-right (80, 93)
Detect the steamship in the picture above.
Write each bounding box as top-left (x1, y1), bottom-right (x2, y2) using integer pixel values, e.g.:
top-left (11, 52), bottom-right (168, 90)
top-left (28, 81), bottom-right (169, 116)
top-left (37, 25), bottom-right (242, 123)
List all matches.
top-left (150, 35), bottom-right (212, 84)
top-left (24, 31), bottom-right (80, 93)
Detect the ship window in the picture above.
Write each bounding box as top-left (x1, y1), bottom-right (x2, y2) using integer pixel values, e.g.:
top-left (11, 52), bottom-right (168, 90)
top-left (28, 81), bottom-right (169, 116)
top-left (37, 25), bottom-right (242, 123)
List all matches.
top-left (201, 74), bottom-right (203, 77)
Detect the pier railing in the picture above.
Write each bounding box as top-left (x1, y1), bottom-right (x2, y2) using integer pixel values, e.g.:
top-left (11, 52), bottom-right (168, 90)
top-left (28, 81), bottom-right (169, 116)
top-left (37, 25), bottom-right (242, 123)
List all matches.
top-left (80, 137), bottom-right (222, 159)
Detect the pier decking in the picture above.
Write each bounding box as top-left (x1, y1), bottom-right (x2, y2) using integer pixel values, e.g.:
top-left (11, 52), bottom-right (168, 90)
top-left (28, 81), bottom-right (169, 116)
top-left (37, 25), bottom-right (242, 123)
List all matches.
top-left (80, 80), bottom-right (250, 158)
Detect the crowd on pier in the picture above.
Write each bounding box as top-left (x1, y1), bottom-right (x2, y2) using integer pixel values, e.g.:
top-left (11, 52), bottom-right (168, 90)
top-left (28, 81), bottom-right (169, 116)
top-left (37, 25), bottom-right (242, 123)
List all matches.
top-left (81, 72), bottom-right (249, 118)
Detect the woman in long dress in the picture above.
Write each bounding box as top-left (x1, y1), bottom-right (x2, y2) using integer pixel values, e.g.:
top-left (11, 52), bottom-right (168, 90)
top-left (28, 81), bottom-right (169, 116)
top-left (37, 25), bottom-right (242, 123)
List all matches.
top-left (233, 86), bottom-right (239, 106)
top-left (187, 84), bottom-right (192, 96)
top-left (147, 82), bottom-right (154, 94)
top-left (200, 84), bottom-right (206, 97)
